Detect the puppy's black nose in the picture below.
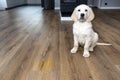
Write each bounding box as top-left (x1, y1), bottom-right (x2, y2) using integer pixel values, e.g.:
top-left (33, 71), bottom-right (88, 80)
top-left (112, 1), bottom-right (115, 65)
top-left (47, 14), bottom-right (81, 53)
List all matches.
top-left (81, 13), bottom-right (85, 17)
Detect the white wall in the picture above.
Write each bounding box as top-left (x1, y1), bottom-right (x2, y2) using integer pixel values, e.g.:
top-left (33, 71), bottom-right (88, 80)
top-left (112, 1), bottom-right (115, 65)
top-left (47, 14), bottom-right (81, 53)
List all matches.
top-left (27, 0), bottom-right (41, 4)
top-left (0, 0), bottom-right (7, 10)
top-left (1, 0), bottom-right (41, 8)
top-left (90, 0), bottom-right (120, 9)
top-left (100, 0), bottom-right (120, 9)
top-left (6, 0), bottom-right (26, 8)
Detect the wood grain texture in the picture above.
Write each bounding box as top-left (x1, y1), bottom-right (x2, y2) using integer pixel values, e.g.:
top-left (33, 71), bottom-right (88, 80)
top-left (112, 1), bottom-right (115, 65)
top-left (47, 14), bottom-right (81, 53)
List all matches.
top-left (0, 6), bottom-right (120, 80)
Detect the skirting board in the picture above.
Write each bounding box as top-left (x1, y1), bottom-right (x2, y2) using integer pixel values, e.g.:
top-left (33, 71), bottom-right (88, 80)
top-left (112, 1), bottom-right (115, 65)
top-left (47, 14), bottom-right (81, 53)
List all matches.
top-left (6, 4), bottom-right (27, 10)
top-left (0, 7), bottom-right (6, 10)
top-left (55, 7), bottom-right (60, 10)
top-left (99, 7), bottom-right (120, 9)
top-left (59, 11), bottom-right (72, 21)
top-left (61, 17), bottom-right (72, 21)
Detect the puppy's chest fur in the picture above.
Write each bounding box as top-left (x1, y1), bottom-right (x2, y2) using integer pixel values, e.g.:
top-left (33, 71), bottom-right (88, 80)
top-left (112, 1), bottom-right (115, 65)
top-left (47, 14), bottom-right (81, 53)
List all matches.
top-left (73, 22), bottom-right (93, 44)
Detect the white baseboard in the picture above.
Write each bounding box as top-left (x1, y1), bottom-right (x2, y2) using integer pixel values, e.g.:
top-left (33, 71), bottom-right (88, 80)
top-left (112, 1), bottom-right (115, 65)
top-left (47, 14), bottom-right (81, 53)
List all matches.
top-left (0, 7), bottom-right (6, 10)
top-left (55, 7), bottom-right (60, 10)
top-left (61, 17), bottom-right (72, 21)
top-left (59, 11), bottom-right (72, 21)
top-left (0, 9), bottom-right (5, 10)
top-left (99, 7), bottom-right (120, 9)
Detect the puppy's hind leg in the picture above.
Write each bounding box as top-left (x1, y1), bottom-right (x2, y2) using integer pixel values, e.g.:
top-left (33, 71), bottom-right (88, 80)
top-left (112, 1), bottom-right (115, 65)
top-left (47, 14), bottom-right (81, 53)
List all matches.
top-left (71, 36), bottom-right (79, 53)
top-left (89, 33), bottom-right (98, 51)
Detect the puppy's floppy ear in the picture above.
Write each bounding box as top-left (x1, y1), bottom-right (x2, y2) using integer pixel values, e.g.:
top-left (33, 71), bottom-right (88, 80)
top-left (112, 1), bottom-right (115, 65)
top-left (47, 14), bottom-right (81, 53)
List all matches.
top-left (71, 9), bottom-right (78, 22)
top-left (86, 7), bottom-right (95, 22)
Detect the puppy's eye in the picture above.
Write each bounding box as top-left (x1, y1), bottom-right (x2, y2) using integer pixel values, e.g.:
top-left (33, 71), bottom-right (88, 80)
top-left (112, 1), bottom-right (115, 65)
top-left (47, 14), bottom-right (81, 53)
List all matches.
top-left (85, 9), bottom-right (88, 12)
top-left (78, 9), bottom-right (80, 12)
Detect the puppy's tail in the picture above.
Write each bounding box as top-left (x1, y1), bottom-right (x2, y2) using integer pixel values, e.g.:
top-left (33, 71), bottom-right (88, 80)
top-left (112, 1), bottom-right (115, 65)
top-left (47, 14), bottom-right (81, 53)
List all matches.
top-left (97, 43), bottom-right (112, 46)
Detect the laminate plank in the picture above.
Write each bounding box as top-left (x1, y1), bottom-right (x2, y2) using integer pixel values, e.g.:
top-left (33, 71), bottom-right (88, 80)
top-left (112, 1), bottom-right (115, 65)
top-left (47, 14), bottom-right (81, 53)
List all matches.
top-left (0, 6), bottom-right (60, 80)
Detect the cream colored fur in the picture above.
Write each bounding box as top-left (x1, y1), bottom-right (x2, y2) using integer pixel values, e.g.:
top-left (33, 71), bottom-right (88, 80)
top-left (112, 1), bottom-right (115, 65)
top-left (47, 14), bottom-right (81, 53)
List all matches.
top-left (71, 4), bottom-right (111, 57)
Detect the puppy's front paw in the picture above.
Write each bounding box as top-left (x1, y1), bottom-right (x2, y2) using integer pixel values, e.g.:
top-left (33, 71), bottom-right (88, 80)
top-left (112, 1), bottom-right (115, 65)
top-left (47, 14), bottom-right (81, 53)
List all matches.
top-left (83, 52), bottom-right (90, 57)
top-left (89, 48), bottom-right (93, 52)
top-left (71, 48), bottom-right (77, 53)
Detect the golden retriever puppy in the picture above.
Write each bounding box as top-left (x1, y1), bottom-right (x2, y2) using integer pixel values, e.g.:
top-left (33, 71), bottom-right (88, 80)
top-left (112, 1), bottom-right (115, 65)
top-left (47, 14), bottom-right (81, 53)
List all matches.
top-left (71, 4), bottom-right (111, 57)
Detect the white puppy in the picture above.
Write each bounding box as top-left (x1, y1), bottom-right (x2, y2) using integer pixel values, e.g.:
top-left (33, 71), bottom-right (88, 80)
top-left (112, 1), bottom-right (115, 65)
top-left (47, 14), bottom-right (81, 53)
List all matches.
top-left (71, 4), bottom-right (111, 57)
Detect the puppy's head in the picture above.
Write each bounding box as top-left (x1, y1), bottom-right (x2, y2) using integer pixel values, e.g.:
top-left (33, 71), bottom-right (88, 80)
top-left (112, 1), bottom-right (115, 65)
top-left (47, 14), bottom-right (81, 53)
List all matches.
top-left (71, 4), bottom-right (95, 22)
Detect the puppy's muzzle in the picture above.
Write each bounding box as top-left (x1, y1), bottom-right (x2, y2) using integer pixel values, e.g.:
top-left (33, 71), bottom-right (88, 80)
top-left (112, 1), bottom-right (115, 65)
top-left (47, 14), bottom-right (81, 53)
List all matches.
top-left (79, 13), bottom-right (86, 22)
top-left (80, 13), bottom-right (85, 19)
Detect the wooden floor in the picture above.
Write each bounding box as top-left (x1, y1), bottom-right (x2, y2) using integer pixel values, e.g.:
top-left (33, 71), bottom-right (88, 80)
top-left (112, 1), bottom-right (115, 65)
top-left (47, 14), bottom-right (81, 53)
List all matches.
top-left (0, 6), bottom-right (120, 80)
